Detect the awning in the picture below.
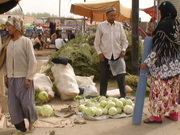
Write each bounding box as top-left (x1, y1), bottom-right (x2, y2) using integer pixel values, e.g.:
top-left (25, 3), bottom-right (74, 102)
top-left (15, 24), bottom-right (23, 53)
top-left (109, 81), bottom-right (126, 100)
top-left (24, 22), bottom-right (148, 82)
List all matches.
top-left (140, 6), bottom-right (157, 20)
top-left (70, 0), bottom-right (131, 22)
top-left (0, 0), bottom-right (19, 14)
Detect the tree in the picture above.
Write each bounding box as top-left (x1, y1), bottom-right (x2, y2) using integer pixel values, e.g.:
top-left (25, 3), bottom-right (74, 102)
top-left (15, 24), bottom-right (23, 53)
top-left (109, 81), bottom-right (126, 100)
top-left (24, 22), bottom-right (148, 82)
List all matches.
top-left (6, 10), bottom-right (58, 18)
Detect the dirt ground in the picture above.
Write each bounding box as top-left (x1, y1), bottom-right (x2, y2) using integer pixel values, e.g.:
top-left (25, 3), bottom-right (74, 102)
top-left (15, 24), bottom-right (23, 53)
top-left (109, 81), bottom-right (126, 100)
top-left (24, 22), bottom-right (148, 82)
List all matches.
top-left (0, 47), bottom-right (180, 135)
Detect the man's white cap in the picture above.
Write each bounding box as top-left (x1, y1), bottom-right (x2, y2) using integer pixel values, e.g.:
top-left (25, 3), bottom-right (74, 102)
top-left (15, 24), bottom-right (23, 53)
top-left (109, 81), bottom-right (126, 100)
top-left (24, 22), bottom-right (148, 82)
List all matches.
top-left (106, 7), bottom-right (116, 13)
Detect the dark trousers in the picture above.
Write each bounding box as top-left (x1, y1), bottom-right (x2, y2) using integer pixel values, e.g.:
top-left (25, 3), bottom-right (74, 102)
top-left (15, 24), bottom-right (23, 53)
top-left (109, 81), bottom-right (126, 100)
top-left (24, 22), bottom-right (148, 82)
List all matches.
top-left (14, 120), bottom-right (27, 132)
top-left (100, 58), bottom-right (126, 97)
top-left (33, 43), bottom-right (41, 50)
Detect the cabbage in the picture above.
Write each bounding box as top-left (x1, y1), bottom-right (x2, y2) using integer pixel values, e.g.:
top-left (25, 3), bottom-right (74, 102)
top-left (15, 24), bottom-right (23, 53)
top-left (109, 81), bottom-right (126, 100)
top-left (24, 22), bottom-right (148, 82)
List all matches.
top-left (95, 108), bottom-right (103, 116)
top-left (108, 107), bottom-right (117, 116)
top-left (107, 97), bottom-right (114, 101)
top-left (102, 107), bottom-right (108, 115)
top-left (95, 104), bottom-right (101, 108)
top-left (116, 100), bottom-right (123, 108)
top-left (123, 105), bottom-right (133, 114)
top-left (98, 96), bottom-right (106, 102)
top-left (41, 104), bottom-right (54, 117)
top-left (132, 103), bottom-right (135, 108)
top-left (126, 99), bottom-right (133, 106)
top-left (78, 104), bottom-right (86, 112)
top-left (116, 107), bottom-right (122, 114)
top-left (112, 98), bottom-right (119, 103)
top-left (100, 100), bottom-right (107, 108)
top-left (85, 107), bottom-right (96, 116)
top-left (119, 98), bottom-right (126, 105)
top-left (86, 101), bottom-right (95, 107)
top-left (106, 101), bottom-right (116, 109)
top-left (36, 106), bottom-right (42, 116)
top-left (38, 91), bottom-right (49, 101)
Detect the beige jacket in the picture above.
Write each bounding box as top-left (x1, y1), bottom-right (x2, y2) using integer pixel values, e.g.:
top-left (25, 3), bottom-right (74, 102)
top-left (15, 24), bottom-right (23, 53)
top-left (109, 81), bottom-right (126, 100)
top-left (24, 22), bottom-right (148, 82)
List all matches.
top-left (6, 36), bottom-right (37, 80)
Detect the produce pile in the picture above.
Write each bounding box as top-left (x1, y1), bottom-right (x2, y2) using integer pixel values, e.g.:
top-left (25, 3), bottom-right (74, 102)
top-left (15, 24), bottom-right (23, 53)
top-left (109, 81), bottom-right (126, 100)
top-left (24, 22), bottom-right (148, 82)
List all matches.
top-left (47, 33), bottom-right (100, 80)
top-left (36, 104), bottom-right (54, 117)
top-left (75, 95), bottom-right (134, 119)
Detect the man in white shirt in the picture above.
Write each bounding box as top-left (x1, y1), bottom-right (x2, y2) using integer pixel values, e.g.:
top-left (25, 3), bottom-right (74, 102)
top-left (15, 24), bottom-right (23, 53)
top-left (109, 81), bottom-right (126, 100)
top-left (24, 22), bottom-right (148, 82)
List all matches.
top-left (55, 34), bottom-right (64, 51)
top-left (94, 7), bottom-right (128, 98)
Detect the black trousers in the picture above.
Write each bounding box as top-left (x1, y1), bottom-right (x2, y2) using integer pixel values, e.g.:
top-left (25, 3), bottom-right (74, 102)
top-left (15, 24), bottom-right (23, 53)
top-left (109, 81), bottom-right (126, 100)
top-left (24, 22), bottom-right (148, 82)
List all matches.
top-left (33, 43), bottom-right (41, 50)
top-left (100, 58), bottom-right (126, 97)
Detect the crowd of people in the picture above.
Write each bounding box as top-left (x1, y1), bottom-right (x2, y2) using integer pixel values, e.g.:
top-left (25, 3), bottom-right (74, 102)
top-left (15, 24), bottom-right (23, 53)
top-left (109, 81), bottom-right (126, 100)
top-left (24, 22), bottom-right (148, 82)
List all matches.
top-left (0, 1), bottom-right (179, 135)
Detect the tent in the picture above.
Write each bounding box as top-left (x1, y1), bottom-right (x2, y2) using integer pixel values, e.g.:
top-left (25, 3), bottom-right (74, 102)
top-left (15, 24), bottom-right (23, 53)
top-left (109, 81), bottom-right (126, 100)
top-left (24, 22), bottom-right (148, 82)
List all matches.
top-left (0, 0), bottom-right (19, 14)
top-left (140, 6), bottom-right (157, 20)
top-left (70, 0), bottom-right (131, 22)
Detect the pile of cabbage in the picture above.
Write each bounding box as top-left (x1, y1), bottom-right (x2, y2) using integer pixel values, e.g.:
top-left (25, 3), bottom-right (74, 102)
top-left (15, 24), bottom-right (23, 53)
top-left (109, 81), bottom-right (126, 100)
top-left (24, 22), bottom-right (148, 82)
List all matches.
top-left (77, 96), bottom-right (134, 117)
top-left (36, 104), bottom-right (54, 117)
top-left (35, 90), bottom-right (50, 104)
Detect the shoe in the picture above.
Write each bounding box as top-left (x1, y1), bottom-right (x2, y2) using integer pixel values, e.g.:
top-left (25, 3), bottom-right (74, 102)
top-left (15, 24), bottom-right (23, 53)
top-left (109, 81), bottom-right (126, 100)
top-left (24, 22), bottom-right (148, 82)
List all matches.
top-left (11, 130), bottom-right (25, 135)
top-left (143, 118), bottom-right (162, 124)
top-left (29, 122), bottom-right (35, 132)
top-left (165, 112), bottom-right (178, 121)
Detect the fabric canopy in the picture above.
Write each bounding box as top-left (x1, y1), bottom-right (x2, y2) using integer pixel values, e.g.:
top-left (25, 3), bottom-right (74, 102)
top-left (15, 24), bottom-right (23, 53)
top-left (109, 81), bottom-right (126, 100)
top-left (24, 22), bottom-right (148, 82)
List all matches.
top-left (70, 0), bottom-right (131, 22)
top-left (0, 0), bottom-right (19, 14)
top-left (140, 6), bottom-right (157, 20)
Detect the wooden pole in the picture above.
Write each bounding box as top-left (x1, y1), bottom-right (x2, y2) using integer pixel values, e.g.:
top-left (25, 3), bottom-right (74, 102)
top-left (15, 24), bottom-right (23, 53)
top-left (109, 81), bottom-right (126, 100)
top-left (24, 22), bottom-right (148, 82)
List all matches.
top-left (131, 0), bottom-right (139, 75)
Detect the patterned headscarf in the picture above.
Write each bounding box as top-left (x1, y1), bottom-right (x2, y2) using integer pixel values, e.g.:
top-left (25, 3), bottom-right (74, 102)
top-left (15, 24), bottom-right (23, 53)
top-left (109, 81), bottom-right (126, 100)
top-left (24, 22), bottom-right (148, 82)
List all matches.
top-left (6, 16), bottom-right (25, 34)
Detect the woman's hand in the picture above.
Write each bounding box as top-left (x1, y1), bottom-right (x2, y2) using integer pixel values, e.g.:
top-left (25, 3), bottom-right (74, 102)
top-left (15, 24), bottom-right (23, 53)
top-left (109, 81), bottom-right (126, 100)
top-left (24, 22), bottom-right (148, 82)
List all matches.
top-left (25, 79), bottom-right (31, 89)
top-left (4, 76), bottom-right (8, 88)
top-left (140, 63), bottom-right (148, 69)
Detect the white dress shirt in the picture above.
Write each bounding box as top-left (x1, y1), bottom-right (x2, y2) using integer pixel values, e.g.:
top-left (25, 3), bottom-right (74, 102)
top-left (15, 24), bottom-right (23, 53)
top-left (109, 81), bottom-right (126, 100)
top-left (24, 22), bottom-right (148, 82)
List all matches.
top-left (94, 21), bottom-right (128, 60)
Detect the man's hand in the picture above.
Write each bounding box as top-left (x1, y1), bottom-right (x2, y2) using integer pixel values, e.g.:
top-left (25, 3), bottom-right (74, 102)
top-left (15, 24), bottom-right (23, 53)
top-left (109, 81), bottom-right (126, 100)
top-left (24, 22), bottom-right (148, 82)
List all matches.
top-left (99, 53), bottom-right (105, 62)
top-left (120, 51), bottom-right (126, 57)
top-left (25, 79), bottom-right (31, 89)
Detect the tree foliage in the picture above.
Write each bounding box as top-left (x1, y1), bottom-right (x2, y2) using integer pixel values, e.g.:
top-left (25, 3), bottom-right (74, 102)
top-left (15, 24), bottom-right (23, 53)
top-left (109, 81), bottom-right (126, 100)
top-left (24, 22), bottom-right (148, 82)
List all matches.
top-left (6, 9), bottom-right (58, 18)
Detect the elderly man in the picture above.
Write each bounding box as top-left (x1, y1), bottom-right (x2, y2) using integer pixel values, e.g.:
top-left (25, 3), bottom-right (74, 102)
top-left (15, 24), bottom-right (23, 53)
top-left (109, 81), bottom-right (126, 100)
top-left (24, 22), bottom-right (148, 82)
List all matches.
top-left (94, 7), bottom-right (128, 98)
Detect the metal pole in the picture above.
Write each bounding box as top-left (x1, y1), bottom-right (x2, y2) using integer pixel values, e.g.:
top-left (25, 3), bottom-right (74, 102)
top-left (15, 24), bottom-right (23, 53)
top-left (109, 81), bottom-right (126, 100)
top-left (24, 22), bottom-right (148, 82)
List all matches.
top-left (59, 0), bottom-right (61, 17)
top-left (156, 0), bottom-right (159, 22)
top-left (83, 0), bottom-right (86, 33)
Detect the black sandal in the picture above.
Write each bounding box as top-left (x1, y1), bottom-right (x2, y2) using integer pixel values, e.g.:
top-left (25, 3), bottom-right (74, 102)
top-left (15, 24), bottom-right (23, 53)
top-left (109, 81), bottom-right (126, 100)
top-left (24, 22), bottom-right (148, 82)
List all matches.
top-left (143, 118), bottom-right (162, 124)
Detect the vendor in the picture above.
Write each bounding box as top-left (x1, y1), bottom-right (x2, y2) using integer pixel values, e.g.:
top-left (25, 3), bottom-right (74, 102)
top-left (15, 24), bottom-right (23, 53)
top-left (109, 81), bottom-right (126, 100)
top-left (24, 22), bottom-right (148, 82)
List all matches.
top-left (33, 34), bottom-right (49, 50)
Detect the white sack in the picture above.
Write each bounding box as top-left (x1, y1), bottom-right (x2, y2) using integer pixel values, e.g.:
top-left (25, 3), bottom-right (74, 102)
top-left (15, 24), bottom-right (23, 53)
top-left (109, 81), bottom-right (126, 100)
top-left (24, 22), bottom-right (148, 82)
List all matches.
top-left (107, 85), bottom-right (133, 97)
top-left (33, 73), bottom-right (54, 98)
top-left (51, 64), bottom-right (79, 101)
top-left (75, 75), bottom-right (98, 97)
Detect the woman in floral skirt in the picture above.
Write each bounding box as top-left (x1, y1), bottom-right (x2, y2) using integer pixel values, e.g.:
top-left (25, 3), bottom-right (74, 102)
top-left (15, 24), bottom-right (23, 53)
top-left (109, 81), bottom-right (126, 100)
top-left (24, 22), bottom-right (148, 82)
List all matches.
top-left (141, 1), bottom-right (180, 123)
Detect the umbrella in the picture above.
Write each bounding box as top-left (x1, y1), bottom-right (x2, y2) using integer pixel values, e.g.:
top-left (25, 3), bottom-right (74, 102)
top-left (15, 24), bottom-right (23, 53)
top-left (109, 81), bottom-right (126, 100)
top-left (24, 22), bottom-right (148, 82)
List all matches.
top-left (70, 0), bottom-right (131, 22)
top-left (0, 0), bottom-right (20, 14)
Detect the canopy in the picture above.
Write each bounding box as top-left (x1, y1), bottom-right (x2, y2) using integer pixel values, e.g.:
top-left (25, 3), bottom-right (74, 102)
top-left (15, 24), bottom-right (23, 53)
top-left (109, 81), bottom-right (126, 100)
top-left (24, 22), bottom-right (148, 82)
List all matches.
top-left (0, 0), bottom-right (19, 14)
top-left (140, 6), bottom-right (157, 20)
top-left (70, 0), bottom-right (131, 22)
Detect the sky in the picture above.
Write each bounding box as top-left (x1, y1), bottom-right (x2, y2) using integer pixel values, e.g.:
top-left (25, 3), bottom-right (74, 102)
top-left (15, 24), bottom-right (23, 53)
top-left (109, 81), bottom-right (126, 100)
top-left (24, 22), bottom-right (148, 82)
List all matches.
top-left (12, 0), bottom-right (155, 22)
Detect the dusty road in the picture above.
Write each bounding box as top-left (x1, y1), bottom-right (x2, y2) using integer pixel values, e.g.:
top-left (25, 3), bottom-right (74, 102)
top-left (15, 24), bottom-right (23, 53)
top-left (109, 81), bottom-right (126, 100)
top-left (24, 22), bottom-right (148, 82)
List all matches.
top-left (0, 48), bottom-right (179, 135)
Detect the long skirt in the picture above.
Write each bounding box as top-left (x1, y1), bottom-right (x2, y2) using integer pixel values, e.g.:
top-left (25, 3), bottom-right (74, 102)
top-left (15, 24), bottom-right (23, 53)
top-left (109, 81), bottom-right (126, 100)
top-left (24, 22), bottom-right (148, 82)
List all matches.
top-left (8, 78), bottom-right (38, 125)
top-left (148, 76), bottom-right (179, 117)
